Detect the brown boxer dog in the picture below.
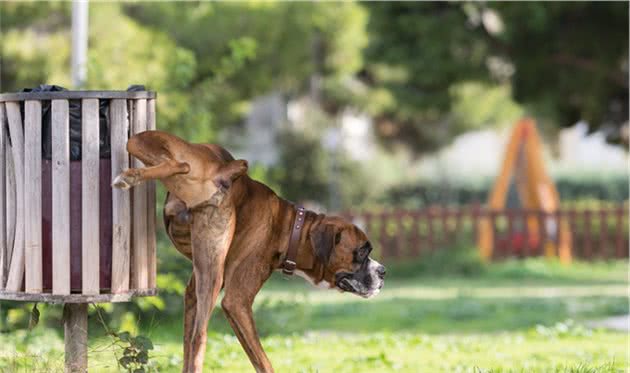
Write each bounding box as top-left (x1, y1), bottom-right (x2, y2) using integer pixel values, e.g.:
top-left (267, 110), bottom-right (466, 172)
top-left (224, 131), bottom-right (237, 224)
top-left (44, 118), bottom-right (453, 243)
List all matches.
top-left (113, 130), bottom-right (386, 373)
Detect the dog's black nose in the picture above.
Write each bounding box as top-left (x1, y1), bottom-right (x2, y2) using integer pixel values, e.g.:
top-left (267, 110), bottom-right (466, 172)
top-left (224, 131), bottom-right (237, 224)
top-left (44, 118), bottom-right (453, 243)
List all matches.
top-left (376, 265), bottom-right (386, 279)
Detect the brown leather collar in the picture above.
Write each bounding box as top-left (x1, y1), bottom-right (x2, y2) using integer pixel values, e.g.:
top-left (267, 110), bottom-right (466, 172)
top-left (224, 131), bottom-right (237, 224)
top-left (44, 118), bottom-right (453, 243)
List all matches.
top-left (282, 206), bottom-right (305, 275)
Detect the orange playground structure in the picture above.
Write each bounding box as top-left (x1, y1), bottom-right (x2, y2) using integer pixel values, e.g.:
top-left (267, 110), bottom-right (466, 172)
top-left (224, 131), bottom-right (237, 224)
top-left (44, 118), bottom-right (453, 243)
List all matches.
top-left (478, 118), bottom-right (572, 263)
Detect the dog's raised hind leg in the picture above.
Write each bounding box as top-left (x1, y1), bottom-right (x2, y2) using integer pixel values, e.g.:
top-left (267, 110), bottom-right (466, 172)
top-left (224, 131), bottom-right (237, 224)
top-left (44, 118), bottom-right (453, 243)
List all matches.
top-left (112, 159), bottom-right (190, 190)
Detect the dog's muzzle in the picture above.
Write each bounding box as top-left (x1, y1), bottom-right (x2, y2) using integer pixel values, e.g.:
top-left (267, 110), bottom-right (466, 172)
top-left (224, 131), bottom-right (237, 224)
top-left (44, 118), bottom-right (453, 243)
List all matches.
top-left (335, 259), bottom-right (385, 298)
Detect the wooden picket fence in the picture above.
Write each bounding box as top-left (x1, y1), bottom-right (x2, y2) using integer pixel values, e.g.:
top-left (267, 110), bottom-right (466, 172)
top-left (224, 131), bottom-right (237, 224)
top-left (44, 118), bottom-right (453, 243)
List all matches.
top-left (345, 205), bottom-right (629, 261)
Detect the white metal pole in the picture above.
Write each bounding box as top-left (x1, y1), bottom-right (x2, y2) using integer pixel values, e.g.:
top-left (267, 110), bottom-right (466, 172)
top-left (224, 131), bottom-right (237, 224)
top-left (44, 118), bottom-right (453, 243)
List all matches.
top-left (71, 0), bottom-right (89, 89)
top-left (68, 3), bottom-right (89, 372)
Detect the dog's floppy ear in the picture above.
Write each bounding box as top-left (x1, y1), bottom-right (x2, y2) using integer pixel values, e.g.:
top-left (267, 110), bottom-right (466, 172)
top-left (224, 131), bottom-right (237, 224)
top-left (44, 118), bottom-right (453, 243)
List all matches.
top-left (310, 223), bottom-right (340, 264)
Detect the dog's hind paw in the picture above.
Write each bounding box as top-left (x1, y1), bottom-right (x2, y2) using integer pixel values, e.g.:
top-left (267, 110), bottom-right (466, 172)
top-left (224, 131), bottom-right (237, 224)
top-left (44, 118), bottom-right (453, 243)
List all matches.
top-left (112, 172), bottom-right (136, 190)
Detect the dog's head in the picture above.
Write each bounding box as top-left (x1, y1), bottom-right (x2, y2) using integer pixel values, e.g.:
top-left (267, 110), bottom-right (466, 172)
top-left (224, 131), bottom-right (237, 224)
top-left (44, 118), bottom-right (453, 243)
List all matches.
top-left (309, 216), bottom-right (385, 298)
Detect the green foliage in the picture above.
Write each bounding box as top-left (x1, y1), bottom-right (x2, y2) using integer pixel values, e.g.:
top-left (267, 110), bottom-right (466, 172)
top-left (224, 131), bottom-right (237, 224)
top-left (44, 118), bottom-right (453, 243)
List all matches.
top-left (483, 258), bottom-right (627, 283)
top-left (114, 332), bottom-right (154, 373)
top-left (266, 129), bottom-right (329, 204)
top-left (238, 297), bottom-right (309, 337)
top-left (534, 319), bottom-right (592, 339)
top-left (122, 2), bottom-right (367, 140)
top-left (360, 2), bottom-right (628, 149)
top-left (386, 253), bottom-right (627, 284)
top-left (256, 102), bottom-right (372, 209)
top-left (0, 2), bottom-right (71, 89)
top-left (27, 304), bottom-right (39, 331)
top-left (386, 242), bottom-right (487, 278)
top-left (449, 82), bottom-right (524, 132)
top-left (360, 2), bottom-right (493, 150)
top-left (495, 2), bottom-right (629, 142)
top-left (0, 2), bottom-right (265, 145)
top-left (382, 173), bottom-right (629, 208)
top-left (0, 301), bottom-right (40, 332)
top-left (555, 174), bottom-right (629, 203)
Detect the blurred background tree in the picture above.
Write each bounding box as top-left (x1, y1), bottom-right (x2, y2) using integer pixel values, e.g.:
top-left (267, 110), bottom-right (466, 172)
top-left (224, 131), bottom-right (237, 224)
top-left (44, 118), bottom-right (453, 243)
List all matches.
top-left (358, 2), bottom-right (628, 150)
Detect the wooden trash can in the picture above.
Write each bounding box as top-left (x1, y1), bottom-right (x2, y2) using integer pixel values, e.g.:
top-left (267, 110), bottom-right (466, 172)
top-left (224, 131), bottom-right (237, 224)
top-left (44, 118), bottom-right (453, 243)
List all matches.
top-left (0, 90), bottom-right (158, 371)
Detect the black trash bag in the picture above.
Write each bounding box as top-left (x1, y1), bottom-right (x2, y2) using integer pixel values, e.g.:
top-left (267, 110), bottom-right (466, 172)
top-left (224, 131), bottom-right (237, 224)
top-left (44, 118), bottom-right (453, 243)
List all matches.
top-left (126, 84), bottom-right (146, 92)
top-left (19, 84), bottom-right (147, 160)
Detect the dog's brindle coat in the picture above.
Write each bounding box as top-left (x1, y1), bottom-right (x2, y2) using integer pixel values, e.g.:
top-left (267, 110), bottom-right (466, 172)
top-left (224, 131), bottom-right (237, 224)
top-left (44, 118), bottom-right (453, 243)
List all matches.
top-left (113, 131), bottom-right (385, 373)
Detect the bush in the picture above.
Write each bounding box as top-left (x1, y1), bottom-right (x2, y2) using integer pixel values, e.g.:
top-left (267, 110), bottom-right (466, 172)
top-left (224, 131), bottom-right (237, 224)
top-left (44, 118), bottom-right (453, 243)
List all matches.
top-left (382, 173), bottom-right (629, 208)
top-left (386, 243), bottom-right (487, 278)
top-left (385, 247), bottom-right (628, 284)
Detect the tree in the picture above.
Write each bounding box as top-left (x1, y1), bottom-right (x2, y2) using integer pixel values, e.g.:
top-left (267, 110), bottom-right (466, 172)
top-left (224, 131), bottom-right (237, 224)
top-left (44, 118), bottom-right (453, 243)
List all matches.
top-left (496, 2), bottom-right (628, 143)
top-left (0, 2), bottom-right (204, 139)
top-left (360, 2), bottom-right (628, 150)
top-left (123, 2), bottom-right (367, 137)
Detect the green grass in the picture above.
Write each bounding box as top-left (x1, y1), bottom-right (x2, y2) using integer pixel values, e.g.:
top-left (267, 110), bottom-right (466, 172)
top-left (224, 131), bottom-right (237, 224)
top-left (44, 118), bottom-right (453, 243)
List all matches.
top-left (0, 258), bottom-right (628, 372)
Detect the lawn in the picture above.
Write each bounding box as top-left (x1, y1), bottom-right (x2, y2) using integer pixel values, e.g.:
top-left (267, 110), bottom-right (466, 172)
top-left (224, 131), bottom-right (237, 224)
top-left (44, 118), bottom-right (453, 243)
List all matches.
top-left (0, 259), bottom-right (627, 372)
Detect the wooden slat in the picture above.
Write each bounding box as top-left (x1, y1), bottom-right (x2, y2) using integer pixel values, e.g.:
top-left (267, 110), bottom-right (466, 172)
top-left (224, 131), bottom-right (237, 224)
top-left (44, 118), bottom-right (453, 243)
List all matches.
top-left (410, 212), bottom-right (420, 257)
top-left (378, 213), bottom-right (388, 259)
top-left (583, 210), bottom-right (592, 258)
top-left (536, 210), bottom-right (547, 257)
top-left (0, 91), bottom-right (156, 102)
top-left (615, 206), bottom-right (624, 258)
top-left (24, 101), bottom-right (43, 293)
top-left (424, 211), bottom-right (432, 255)
top-left (110, 99), bottom-right (131, 293)
top-left (567, 208), bottom-right (580, 257)
top-left (506, 210), bottom-right (515, 255)
top-left (0, 104), bottom-right (6, 289)
top-left (4, 144), bottom-right (15, 289)
top-left (403, 213), bottom-right (413, 257)
top-left (426, 209), bottom-right (434, 252)
top-left (128, 100), bottom-right (135, 287)
top-left (390, 213), bottom-right (400, 258)
top-left (146, 99), bottom-right (156, 131)
top-left (489, 210), bottom-right (505, 257)
top-left (440, 207), bottom-right (449, 247)
top-left (52, 100), bottom-right (71, 295)
top-left (5, 102), bottom-right (25, 292)
top-left (555, 209), bottom-right (565, 259)
top-left (81, 99), bottom-right (100, 295)
top-left (600, 207), bottom-right (609, 258)
top-left (472, 204), bottom-right (483, 253)
top-left (518, 210), bottom-right (527, 257)
top-left (132, 99), bottom-right (148, 289)
top-left (623, 207), bottom-right (629, 258)
top-left (0, 287), bottom-right (157, 304)
top-left (454, 208), bottom-right (463, 239)
top-left (403, 212), bottom-right (411, 256)
top-left (146, 99), bottom-right (157, 289)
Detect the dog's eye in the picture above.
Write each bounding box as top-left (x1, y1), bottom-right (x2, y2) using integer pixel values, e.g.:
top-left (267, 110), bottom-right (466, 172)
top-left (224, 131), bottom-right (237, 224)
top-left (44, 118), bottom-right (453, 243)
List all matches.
top-left (354, 243), bottom-right (372, 263)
